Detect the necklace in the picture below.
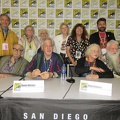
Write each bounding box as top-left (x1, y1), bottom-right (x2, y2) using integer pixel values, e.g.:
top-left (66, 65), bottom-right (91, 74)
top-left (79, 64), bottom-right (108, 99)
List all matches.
top-left (87, 57), bottom-right (96, 74)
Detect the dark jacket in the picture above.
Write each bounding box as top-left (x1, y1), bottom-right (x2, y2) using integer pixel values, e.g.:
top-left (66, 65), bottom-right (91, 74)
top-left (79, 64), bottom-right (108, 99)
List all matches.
top-left (89, 32), bottom-right (115, 45)
top-left (75, 57), bottom-right (114, 78)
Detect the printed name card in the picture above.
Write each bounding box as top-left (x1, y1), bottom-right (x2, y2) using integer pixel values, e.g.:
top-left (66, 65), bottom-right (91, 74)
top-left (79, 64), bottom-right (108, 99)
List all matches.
top-left (13, 80), bottom-right (44, 93)
top-left (79, 80), bottom-right (112, 96)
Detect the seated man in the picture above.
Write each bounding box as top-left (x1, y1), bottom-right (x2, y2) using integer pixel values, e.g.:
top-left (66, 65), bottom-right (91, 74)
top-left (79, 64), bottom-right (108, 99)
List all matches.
top-left (0, 44), bottom-right (29, 78)
top-left (101, 40), bottom-right (120, 78)
top-left (24, 38), bottom-right (63, 79)
top-left (75, 44), bottom-right (114, 79)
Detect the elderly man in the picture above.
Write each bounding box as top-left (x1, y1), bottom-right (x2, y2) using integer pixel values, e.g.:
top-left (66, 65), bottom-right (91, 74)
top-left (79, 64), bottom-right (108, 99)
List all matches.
top-left (102, 40), bottom-right (120, 78)
top-left (0, 44), bottom-right (29, 78)
top-left (24, 38), bottom-right (63, 79)
top-left (0, 14), bottom-right (18, 57)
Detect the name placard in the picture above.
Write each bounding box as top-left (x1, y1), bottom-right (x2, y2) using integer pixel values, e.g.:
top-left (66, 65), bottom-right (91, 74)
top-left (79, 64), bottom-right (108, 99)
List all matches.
top-left (79, 80), bottom-right (112, 96)
top-left (13, 80), bottom-right (44, 93)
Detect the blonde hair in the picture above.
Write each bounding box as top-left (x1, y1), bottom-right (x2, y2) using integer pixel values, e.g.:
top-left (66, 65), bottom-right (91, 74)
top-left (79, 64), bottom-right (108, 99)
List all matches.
top-left (59, 22), bottom-right (69, 34)
top-left (85, 44), bottom-right (101, 57)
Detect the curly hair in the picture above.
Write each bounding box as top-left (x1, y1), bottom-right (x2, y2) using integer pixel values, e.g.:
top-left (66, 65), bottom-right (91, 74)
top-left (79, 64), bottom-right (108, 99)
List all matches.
top-left (70, 23), bottom-right (88, 40)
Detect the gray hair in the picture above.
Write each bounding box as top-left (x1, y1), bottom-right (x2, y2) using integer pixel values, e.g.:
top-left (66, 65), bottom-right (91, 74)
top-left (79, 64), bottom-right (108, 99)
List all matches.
top-left (24, 25), bottom-right (35, 35)
top-left (41, 37), bottom-right (54, 47)
top-left (107, 40), bottom-right (119, 48)
top-left (39, 29), bottom-right (48, 35)
top-left (85, 44), bottom-right (101, 57)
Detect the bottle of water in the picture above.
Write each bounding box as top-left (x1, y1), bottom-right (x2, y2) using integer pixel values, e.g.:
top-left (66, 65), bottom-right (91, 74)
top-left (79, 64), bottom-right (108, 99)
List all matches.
top-left (61, 64), bottom-right (66, 80)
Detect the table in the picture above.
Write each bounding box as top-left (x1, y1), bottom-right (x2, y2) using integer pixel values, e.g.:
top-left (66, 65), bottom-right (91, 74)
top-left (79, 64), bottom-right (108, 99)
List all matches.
top-left (65, 77), bottom-right (120, 100)
top-left (0, 77), bottom-right (120, 120)
top-left (0, 76), bottom-right (21, 94)
top-left (1, 77), bottom-right (71, 99)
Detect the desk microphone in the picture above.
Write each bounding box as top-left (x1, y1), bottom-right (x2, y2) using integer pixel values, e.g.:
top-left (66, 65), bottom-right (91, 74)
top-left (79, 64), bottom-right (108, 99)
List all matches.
top-left (0, 75), bottom-right (25, 97)
top-left (66, 63), bottom-right (75, 83)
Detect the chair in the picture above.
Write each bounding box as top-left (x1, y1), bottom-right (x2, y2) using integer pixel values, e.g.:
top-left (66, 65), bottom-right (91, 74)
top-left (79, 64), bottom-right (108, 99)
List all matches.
top-left (67, 64), bottom-right (78, 77)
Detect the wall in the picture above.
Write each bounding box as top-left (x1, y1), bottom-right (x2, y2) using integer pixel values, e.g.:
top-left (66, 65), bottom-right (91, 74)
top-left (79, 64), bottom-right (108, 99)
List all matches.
top-left (0, 0), bottom-right (120, 41)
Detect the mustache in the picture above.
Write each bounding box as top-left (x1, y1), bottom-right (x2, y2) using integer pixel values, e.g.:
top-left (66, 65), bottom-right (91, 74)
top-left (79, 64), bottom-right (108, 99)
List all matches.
top-left (100, 27), bottom-right (105, 29)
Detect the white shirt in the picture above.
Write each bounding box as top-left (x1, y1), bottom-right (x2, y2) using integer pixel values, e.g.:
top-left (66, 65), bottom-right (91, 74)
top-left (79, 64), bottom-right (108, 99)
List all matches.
top-left (53, 34), bottom-right (69, 54)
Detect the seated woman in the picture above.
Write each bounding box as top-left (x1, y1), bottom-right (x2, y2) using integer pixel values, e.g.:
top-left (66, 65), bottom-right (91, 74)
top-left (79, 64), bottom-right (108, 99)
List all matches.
top-left (75, 44), bottom-right (114, 79)
top-left (0, 44), bottom-right (29, 78)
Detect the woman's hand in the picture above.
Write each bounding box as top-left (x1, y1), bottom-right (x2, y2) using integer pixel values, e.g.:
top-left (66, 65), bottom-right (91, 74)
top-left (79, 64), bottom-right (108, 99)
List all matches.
top-left (86, 74), bottom-right (99, 79)
top-left (90, 66), bottom-right (104, 73)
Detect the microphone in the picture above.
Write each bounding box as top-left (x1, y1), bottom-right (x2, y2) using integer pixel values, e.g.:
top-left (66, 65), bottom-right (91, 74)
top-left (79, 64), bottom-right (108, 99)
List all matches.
top-left (66, 63), bottom-right (75, 83)
top-left (0, 75), bottom-right (25, 97)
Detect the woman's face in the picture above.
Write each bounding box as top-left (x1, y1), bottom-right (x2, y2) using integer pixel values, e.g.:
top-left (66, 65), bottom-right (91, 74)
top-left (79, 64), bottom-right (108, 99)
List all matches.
top-left (89, 46), bottom-right (99, 60)
top-left (25, 27), bottom-right (34, 37)
top-left (75, 26), bottom-right (83, 36)
top-left (61, 25), bottom-right (69, 35)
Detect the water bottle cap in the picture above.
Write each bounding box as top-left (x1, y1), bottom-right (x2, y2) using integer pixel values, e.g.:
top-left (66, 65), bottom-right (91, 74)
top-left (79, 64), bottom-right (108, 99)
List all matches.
top-left (63, 64), bottom-right (65, 66)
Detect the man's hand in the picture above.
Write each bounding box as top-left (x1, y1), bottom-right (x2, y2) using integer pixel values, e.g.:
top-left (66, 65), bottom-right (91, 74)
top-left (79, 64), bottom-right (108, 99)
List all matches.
top-left (40, 71), bottom-right (51, 79)
top-left (31, 69), bottom-right (41, 78)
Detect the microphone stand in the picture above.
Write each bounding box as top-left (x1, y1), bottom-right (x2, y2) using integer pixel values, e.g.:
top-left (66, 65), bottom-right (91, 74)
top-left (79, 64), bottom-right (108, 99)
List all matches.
top-left (66, 64), bottom-right (75, 83)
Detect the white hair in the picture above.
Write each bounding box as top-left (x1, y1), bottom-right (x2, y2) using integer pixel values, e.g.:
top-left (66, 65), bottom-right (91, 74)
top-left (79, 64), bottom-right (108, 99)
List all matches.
top-left (41, 37), bottom-right (54, 47)
top-left (85, 44), bottom-right (101, 57)
top-left (107, 40), bottom-right (119, 49)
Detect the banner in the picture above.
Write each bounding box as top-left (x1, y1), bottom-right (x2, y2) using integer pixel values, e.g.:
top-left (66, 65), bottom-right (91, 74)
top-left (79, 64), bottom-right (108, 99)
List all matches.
top-left (0, 98), bottom-right (120, 120)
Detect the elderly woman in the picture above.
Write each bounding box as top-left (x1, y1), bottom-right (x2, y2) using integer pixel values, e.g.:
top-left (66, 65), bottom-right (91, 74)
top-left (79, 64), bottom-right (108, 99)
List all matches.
top-left (75, 44), bottom-right (114, 79)
top-left (19, 25), bottom-right (40, 62)
top-left (37, 29), bottom-right (49, 53)
top-left (66, 23), bottom-right (89, 66)
top-left (54, 23), bottom-right (69, 64)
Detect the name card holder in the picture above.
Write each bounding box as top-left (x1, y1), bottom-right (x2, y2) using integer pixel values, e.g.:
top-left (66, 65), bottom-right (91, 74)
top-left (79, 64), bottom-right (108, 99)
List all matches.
top-left (13, 80), bottom-right (44, 93)
top-left (79, 80), bottom-right (112, 96)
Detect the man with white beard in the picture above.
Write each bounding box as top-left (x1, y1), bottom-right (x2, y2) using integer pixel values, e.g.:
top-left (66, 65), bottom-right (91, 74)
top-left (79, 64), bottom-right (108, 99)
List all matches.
top-left (102, 40), bottom-right (120, 78)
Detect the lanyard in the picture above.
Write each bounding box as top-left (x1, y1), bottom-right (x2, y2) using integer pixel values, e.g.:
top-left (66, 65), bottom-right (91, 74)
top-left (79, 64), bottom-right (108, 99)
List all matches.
top-left (2, 29), bottom-right (8, 41)
top-left (99, 32), bottom-right (107, 48)
top-left (43, 57), bottom-right (52, 72)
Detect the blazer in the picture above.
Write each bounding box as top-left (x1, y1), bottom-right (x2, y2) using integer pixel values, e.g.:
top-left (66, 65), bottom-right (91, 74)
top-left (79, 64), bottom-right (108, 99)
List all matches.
top-left (89, 32), bottom-right (115, 45)
top-left (0, 56), bottom-right (29, 76)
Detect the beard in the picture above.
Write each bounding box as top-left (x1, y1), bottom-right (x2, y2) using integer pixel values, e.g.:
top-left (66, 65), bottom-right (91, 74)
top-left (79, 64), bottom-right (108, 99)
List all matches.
top-left (98, 27), bottom-right (106, 32)
top-left (106, 51), bottom-right (120, 75)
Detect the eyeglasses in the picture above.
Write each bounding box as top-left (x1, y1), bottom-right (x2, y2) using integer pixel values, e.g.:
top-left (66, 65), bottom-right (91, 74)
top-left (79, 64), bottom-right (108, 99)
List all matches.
top-left (13, 48), bottom-right (23, 52)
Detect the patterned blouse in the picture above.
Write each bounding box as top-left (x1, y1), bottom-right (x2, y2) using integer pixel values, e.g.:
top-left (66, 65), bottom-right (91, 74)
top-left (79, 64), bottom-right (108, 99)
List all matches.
top-left (66, 36), bottom-right (89, 61)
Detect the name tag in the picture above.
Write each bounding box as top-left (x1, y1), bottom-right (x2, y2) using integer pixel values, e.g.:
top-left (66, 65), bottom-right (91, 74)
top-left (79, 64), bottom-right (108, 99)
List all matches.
top-left (13, 80), bottom-right (44, 93)
top-left (79, 80), bottom-right (112, 96)
top-left (2, 43), bottom-right (8, 50)
top-left (28, 50), bottom-right (34, 56)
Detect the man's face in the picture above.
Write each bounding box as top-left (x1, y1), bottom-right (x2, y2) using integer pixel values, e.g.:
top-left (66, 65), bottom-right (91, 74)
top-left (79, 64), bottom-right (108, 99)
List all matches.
top-left (97, 21), bottom-right (106, 32)
top-left (107, 44), bottom-right (119, 55)
top-left (13, 44), bottom-right (23, 59)
top-left (0, 15), bottom-right (10, 29)
top-left (42, 40), bottom-right (53, 57)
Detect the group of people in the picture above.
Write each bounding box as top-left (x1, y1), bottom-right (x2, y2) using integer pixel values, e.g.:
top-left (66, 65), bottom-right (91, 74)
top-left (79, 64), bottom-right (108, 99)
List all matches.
top-left (0, 13), bottom-right (119, 79)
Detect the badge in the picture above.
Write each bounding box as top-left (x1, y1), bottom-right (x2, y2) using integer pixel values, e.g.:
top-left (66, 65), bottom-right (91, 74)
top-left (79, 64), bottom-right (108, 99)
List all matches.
top-left (2, 43), bottom-right (8, 50)
top-left (75, 50), bottom-right (81, 59)
top-left (101, 48), bottom-right (106, 55)
top-left (28, 50), bottom-right (34, 56)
